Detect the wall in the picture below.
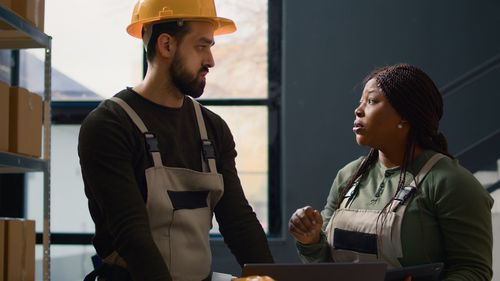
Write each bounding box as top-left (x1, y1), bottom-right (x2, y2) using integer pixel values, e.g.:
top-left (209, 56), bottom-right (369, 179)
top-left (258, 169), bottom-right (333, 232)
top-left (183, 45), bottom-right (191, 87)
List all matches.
top-left (211, 0), bottom-right (500, 276)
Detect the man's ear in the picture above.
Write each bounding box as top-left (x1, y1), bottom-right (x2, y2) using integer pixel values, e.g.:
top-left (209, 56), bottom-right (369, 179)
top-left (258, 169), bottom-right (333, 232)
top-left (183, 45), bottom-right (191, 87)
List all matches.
top-left (156, 33), bottom-right (176, 58)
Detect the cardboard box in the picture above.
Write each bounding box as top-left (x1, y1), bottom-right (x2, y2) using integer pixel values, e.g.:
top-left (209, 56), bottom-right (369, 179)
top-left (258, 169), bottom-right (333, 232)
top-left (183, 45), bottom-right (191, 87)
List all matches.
top-left (1, 218), bottom-right (35, 281)
top-left (0, 220), bottom-right (5, 281)
top-left (0, 0), bottom-right (44, 31)
top-left (0, 81), bottom-right (9, 152)
top-left (14, 0), bottom-right (45, 31)
top-left (0, 0), bottom-right (12, 9)
top-left (9, 87), bottom-right (42, 158)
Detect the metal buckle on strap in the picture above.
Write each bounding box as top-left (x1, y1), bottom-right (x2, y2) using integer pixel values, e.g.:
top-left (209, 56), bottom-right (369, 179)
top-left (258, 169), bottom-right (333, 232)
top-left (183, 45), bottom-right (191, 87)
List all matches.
top-left (201, 139), bottom-right (216, 159)
top-left (144, 132), bottom-right (159, 152)
top-left (391, 186), bottom-right (416, 212)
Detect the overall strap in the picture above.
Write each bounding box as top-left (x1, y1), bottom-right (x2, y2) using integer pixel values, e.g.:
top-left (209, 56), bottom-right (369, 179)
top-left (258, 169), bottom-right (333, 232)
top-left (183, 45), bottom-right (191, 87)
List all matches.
top-left (109, 97), bottom-right (163, 167)
top-left (342, 178), bottom-right (361, 209)
top-left (386, 153), bottom-right (446, 259)
top-left (390, 153), bottom-right (446, 212)
top-left (189, 97), bottom-right (218, 174)
top-left (340, 156), bottom-right (369, 209)
top-left (412, 153), bottom-right (446, 187)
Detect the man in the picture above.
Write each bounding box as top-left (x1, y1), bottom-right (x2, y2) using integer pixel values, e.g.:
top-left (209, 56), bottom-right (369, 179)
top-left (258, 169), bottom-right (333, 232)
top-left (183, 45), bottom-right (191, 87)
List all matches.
top-left (78, 1), bottom-right (274, 280)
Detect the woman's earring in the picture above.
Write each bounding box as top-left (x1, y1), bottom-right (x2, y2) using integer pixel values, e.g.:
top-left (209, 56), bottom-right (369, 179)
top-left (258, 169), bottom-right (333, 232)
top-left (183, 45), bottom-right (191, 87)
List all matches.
top-left (397, 124), bottom-right (403, 129)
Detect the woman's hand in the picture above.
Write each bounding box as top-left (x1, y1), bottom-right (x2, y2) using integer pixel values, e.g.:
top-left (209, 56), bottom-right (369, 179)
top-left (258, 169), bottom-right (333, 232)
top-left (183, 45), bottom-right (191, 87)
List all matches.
top-left (288, 206), bottom-right (323, 245)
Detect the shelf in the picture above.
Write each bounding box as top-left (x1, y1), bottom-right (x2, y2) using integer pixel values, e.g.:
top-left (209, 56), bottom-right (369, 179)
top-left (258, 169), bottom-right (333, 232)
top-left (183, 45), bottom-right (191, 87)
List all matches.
top-left (0, 151), bottom-right (48, 173)
top-left (0, 3), bottom-right (51, 49)
top-left (1, 3), bottom-right (52, 280)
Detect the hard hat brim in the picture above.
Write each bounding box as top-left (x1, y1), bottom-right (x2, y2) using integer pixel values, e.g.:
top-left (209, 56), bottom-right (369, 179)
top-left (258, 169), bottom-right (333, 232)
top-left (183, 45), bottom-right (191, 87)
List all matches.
top-left (127, 16), bottom-right (236, 39)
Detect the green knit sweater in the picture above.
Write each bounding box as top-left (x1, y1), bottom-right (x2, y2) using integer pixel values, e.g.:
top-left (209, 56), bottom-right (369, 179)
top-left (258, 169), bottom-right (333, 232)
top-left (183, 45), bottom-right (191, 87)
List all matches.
top-left (297, 150), bottom-right (494, 281)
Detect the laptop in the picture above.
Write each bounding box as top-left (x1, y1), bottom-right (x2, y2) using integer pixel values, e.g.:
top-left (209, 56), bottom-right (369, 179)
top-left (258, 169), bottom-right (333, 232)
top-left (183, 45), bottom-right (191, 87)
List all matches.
top-left (385, 263), bottom-right (444, 281)
top-left (242, 262), bottom-right (387, 281)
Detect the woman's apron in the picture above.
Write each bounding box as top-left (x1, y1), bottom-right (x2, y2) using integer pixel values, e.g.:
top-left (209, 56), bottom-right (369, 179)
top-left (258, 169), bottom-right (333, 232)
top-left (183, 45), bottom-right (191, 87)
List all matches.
top-left (100, 96), bottom-right (224, 281)
top-left (325, 153), bottom-right (445, 268)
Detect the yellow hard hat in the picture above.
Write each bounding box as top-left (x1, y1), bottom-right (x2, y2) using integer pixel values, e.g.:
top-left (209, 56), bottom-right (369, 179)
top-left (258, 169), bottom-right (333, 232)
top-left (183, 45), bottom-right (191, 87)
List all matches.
top-left (127, 0), bottom-right (237, 38)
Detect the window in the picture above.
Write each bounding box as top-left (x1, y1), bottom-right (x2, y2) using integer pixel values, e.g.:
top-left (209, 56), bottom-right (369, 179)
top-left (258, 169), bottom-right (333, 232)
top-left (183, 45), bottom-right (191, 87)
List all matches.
top-left (24, 0), bottom-right (281, 279)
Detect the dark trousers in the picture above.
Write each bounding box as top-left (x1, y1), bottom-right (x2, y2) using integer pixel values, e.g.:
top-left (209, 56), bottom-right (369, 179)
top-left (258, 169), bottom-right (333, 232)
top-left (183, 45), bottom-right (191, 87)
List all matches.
top-left (84, 264), bottom-right (213, 281)
top-left (84, 264), bottom-right (132, 281)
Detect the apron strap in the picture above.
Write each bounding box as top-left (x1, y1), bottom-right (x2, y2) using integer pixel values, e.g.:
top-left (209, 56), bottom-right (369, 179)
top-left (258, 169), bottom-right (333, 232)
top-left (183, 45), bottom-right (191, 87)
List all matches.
top-left (189, 97), bottom-right (218, 174)
top-left (342, 179), bottom-right (361, 208)
top-left (110, 97), bottom-right (163, 167)
top-left (388, 153), bottom-right (446, 258)
top-left (339, 155), bottom-right (373, 208)
top-left (390, 153), bottom-right (446, 212)
top-left (412, 153), bottom-right (446, 187)
top-left (110, 96), bottom-right (218, 172)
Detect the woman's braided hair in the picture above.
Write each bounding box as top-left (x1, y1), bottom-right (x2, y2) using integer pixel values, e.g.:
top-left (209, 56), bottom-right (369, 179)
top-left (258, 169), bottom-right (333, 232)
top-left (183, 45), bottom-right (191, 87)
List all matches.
top-left (336, 63), bottom-right (452, 209)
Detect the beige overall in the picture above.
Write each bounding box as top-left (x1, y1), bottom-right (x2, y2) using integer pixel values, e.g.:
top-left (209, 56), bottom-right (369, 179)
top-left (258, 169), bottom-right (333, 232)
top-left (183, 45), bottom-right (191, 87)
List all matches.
top-left (106, 97), bottom-right (224, 281)
top-left (325, 153), bottom-right (445, 268)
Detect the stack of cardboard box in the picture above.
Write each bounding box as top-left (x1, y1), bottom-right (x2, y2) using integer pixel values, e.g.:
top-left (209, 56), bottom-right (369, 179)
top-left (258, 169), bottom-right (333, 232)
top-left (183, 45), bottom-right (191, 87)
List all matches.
top-left (0, 218), bottom-right (36, 281)
top-left (0, 0), bottom-right (45, 158)
top-left (0, 1), bottom-right (45, 280)
top-left (0, 81), bottom-right (43, 158)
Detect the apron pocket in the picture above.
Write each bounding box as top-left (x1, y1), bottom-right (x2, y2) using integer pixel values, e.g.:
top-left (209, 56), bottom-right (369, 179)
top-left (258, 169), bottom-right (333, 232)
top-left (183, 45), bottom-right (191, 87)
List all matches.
top-left (333, 228), bottom-right (378, 254)
top-left (167, 190), bottom-right (209, 210)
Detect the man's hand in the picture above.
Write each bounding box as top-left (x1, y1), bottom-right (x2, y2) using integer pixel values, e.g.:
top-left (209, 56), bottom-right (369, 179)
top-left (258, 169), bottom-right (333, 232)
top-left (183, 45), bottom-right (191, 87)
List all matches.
top-left (288, 206), bottom-right (323, 245)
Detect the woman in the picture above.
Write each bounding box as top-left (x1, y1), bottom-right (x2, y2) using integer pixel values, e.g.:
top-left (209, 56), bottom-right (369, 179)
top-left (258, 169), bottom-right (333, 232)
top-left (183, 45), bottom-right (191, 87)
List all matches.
top-left (288, 64), bottom-right (494, 280)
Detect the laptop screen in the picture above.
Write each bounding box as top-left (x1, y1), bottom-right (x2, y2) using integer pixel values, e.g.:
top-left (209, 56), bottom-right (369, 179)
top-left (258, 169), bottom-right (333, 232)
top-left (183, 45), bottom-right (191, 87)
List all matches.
top-left (242, 262), bottom-right (387, 281)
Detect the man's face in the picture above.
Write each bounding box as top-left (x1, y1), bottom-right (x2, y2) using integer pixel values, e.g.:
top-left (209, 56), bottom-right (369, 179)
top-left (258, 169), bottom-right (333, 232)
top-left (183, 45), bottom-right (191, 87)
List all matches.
top-left (170, 21), bottom-right (215, 98)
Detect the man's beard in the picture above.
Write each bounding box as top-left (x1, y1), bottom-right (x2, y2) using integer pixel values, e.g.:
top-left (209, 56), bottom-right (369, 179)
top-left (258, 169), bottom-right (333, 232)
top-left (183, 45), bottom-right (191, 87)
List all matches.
top-left (170, 53), bottom-right (207, 98)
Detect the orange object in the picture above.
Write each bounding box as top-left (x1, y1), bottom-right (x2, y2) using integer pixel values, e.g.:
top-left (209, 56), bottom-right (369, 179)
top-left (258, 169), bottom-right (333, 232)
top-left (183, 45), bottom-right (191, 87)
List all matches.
top-left (233, 276), bottom-right (276, 281)
top-left (127, 0), bottom-right (236, 38)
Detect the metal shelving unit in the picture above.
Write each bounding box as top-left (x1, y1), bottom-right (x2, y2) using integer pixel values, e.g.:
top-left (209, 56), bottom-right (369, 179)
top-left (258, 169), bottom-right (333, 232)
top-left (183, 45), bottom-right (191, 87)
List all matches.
top-left (0, 3), bottom-right (52, 281)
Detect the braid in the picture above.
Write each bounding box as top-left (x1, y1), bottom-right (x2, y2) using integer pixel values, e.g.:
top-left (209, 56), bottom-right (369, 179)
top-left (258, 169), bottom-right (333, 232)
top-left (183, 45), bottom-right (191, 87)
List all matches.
top-left (336, 149), bottom-right (378, 208)
top-left (431, 132), bottom-right (449, 154)
top-left (373, 64), bottom-right (453, 158)
top-left (376, 129), bottom-right (416, 229)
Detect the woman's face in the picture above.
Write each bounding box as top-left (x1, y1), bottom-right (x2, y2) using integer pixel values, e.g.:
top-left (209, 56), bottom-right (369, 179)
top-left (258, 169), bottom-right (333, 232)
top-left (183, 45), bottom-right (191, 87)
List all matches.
top-left (352, 78), bottom-right (407, 150)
